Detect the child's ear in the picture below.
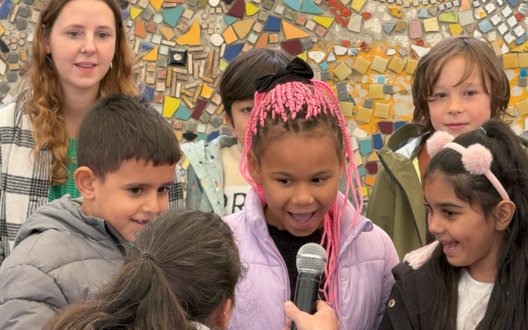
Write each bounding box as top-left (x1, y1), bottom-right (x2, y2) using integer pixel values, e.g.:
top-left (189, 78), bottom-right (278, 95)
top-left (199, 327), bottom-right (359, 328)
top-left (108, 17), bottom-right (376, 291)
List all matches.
top-left (247, 150), bottom-right (263, 185)
top-left (41, 30), bottom-right (51, 54)
top-left (211, 298), bottom-right (232, 330)
top-left (493, 200), bottom-right (516, 231)
top-left (74, 166), bottom-right (97, 200)
top-left (224, 113), bottom-right (237, 139)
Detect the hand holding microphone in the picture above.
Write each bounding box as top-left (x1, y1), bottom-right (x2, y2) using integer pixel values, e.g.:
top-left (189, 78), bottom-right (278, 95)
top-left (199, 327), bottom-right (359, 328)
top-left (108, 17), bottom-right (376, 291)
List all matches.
top-left (282, 300), bottom-right (339, 330)
top-left (291, 243), bottom-right (328, 330)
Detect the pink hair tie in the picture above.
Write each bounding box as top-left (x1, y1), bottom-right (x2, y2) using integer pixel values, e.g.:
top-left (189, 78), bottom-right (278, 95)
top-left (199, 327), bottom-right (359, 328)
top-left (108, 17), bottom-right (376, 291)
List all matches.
top-left (427, 131), bottom-right (510, 201)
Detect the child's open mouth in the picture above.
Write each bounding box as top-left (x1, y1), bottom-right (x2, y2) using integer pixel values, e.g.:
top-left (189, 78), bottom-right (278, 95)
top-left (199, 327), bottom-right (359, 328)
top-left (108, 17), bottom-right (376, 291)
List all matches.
top-left (442, 241), bottom-right (458, 255)
top-left (288, 212), bottom-right (316, 224)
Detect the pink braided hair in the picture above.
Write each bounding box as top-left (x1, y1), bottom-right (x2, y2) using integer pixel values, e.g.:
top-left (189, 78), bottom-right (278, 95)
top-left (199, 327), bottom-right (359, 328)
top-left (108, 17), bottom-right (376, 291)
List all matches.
top-left (239, 79), bottom-right (364, 318)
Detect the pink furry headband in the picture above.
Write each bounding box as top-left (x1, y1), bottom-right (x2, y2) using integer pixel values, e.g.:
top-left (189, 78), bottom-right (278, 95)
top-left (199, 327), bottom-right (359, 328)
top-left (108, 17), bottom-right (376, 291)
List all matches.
top-left (427, 131), bottom-right (510, 201)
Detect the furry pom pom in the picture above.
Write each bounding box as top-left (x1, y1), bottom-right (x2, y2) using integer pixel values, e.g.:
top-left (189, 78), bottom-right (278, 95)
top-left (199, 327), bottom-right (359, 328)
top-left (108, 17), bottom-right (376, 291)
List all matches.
top-left (426, 131), bottom-right (455, 158)
top-left (462, 144), bottom-right (492, 175)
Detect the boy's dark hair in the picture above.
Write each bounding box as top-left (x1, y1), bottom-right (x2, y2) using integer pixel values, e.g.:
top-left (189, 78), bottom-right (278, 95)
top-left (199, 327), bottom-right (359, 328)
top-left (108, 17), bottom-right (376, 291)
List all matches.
top-left (412, 36), bottom-right (510, 134)
top-left (423, 119), bottom-right (528, 330)
top-left (220, 48), bottom-right (291, 124)
top-left (42, 210), bottom-right (243, 330)
top-left (77, 94), bottom-right (181, 180)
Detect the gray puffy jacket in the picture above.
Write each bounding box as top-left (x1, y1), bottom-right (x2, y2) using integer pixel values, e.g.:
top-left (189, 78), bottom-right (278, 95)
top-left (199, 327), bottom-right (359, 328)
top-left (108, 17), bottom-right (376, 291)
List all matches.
top-left (0, 195), bottom-right (126, 329)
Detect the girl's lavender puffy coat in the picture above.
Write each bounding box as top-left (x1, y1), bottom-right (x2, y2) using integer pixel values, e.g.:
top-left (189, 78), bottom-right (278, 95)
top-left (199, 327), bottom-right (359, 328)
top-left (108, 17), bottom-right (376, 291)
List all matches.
top-left (224, 188), bottom-right (399, 330)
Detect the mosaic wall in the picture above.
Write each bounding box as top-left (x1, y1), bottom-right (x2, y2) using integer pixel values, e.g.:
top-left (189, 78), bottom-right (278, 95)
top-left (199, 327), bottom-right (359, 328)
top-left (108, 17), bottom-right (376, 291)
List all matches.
top-left (1, 0), bottom-right (528, 198)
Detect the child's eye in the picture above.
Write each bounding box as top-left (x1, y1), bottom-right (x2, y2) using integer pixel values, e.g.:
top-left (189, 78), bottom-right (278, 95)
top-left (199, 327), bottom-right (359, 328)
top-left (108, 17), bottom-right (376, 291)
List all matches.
top-left (424, 203), bottom-right (432, 214)
top-left (277, 179), bottom-right (291, 185)
top-left (241, 107), bottom-right (253, 113)
top-left (443, 210), bottom-right (456, 218)
top-left (158, 187), bottom-right (170, 194)
top-left (129, 187), bottom-right (142, 194)
top-left (312, 178), bottom-right (327, 184)
top-left (465, 91), bottom-right (477, 96)
top-left (435, 93), bottom-right (447, 99)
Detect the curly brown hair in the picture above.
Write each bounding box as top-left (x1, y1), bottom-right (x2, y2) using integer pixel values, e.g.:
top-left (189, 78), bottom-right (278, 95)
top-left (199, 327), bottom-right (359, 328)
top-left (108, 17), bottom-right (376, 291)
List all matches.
top-left (23, 0), bottom-right (137, 186)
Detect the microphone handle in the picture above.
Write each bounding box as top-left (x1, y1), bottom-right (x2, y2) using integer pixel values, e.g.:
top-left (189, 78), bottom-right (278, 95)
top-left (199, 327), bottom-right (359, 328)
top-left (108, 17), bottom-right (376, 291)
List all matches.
top-left (291, 272), bottom-right (320, 330)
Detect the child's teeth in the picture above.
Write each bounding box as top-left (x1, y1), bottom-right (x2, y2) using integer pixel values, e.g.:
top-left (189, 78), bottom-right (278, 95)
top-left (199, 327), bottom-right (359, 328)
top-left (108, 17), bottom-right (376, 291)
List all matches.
top-left (291, 212), bottom-right (313, 223)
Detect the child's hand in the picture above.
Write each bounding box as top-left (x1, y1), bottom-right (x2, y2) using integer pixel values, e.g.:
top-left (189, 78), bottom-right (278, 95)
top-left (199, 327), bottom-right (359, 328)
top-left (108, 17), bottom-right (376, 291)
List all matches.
top-left (282, 300), bottom-right (339, 330)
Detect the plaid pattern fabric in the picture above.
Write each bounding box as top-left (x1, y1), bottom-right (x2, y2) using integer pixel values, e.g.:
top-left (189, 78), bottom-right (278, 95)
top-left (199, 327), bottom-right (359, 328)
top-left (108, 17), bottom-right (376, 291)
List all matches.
top-left (0, 98), bottom-right (184, 262)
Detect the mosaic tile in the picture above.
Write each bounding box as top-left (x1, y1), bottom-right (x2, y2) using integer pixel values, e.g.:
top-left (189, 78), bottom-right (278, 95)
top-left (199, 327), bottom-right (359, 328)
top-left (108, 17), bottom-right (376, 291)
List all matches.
top-left (394, 21), bottom-right (407, 32)
top-left (370, 56), bottom-right (388, 73)
top-left (135, 19), bottom-right (147, 38)
top-left (227, 0), bottom-right (245, 18)
top-left (409, 20), bottom-right (422, 38)
top-left (374, 103), bottom-right (390, 118)
top-left (281, 39), bottom-right (303, 55)
top-left (388, 7), bottom-right (403, 18)
top-left (176, 19), bottom-right (201, 45)
top-left (313, 16), bottom-right (334, 28)
top-left (378, 121), bottom-right (394, 134)
top-left (283, 20), bottom-right (310, 39)
top-left (424, 18), bottom-right (440, 31)
top-left (264, 15), bottom-right (282, 31)
top-left (301, 0), bottom-right (323, 14)
top-left (383, 23), bottom-right (396, 34)
top-left (222, 26), bottom-right (238, 44)
top-left (232, 18), bottom-right (254, 39)
top-left (369, 84), bottom-right (384, 99)
top-left (356, 107), bottom-right (372, 124)
top-left (284, 0), bottom-right (302, 10)
top-left (163, 6), bottom-right (184, 27)
top-left (255, 32), bottom-right (269, 48)
top-left (246, 2), bottom-right (260, 15)
top-left (334, 62), bottom-right (352, 80)
top-left (347, 13), bottom-right (362, 32)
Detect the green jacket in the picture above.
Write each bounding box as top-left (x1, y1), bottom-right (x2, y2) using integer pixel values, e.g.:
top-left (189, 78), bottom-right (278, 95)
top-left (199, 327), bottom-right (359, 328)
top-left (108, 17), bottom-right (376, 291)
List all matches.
top-left (182, 136), bottom-right (238, 216)
top-left (367, 124), bottom-right (426, 260)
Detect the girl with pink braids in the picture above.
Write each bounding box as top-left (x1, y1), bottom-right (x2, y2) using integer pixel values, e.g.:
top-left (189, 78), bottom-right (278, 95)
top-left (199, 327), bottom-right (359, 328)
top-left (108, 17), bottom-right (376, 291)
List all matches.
top-left (223, 58), bottom-right (399, 330)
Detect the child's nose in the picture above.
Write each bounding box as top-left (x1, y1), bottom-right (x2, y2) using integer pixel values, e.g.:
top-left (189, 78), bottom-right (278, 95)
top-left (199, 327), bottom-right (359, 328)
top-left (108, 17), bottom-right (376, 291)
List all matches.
top-left (292, 185), bottom-right (314, 205)
top-left (427, 212), bottom-right (443, 236)
top-left (142, 193), bottom-right (161, 214)
top-left (448, 95), bottom-right (464, 114)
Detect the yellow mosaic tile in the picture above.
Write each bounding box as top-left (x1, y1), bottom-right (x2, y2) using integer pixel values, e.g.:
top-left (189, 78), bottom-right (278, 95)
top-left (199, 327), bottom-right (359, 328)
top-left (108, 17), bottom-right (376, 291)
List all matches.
top-left (176, 19), bottom-right (201, 45)
top-left (374, 103), bottom-right (390, 119)
top-left (160, 26), bottom-right (175, 40)
top-left (352, 56), bottom-right (371, 74)
top-left (507, 105), bottom-right (515, 117)
top-left (232, 19), bottom-right (254, 39)
top-left (353, 151), bottom-right (363, 166)
top-left (222, 26), bottom-right (238, 45)
top-left (163, 96), bottom-right (180, 118)
top-left (367, 152), bottom-right (379, 161)
top-left (201, 84), bottom-right (214, 98)
top-left (519, 53), bottom-right (528, 68)
top-left (370, 56), bottom-right (388, 73)
top-left (340, 101), bottom-right (354, 117)
top-left (356, 106), bottom-right (372, 124)
top-left (449, 24), bottom-right (463, 36)
top-left (516, 99), bottom-right (528, 116)
top-left (405, 59), bottom-right (418, 75)
top-left (388, 56), bottom-right (406, 74)
top-left (423, 18), bottom-right (439, 32)
top-left (503, 54), bottom-right (518, 69)
top-left (333, 62), bottom-right (352, 81)
top-left (369, 84), bottom-right (384, 99)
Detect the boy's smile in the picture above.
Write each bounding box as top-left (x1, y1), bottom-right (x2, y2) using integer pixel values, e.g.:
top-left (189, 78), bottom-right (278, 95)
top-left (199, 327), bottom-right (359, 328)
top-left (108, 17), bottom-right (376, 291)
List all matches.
top-left (428, 55), bottom-right (491, 137)
top-left (249, 134), bottom-right (344, 237)
top-left (80, 159), bottom-right (176, 242)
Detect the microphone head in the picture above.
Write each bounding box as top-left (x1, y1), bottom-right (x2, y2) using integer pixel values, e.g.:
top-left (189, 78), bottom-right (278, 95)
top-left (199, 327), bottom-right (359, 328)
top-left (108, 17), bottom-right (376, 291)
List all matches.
top-left (296, 243), bottom-right (327, 276)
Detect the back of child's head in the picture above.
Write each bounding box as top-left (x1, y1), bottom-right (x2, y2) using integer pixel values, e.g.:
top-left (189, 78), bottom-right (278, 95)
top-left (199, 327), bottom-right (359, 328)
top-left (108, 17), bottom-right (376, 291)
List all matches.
top-left (220, 48), bottom-right (291, 123)
top-left (42, 209), bottom-right (242, 330)
top-left (77, 94), bottom-right (181, 181)
top-left (423, 119), bottom-right (528, 330)
top-left (412, 36), bottom-right (510, 134)
top-left (240, 57), bottom-right (363, 313)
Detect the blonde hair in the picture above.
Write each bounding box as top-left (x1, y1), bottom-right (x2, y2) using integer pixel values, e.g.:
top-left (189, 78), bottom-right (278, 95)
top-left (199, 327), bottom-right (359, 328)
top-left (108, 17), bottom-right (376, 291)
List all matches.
top-left (23, 0), bottom-right (137, 185)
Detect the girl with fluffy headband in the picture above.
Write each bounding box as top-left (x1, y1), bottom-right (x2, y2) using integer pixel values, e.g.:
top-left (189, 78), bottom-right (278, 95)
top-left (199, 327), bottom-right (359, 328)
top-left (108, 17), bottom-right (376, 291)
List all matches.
top-left (379, 119), bottom-right (527, 330)
top-left (223, 58), bottom-right (398, 330)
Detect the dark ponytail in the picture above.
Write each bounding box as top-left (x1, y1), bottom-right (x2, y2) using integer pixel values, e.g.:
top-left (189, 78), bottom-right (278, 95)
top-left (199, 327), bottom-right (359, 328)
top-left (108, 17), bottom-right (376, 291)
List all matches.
top-left (43, 210), bottom-right (243, 330)
top-left (424, 119), bottom-right (528, 330)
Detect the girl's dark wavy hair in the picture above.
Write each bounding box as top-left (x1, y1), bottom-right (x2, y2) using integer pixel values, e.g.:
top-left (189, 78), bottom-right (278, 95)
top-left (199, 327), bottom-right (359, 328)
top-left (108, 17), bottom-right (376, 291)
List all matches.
top-left (412, 36), bottom-right (510, 134)
top-left (423, 119), bottom-right (528, 330)
top-left (43, 210), bottom-right (243, 330)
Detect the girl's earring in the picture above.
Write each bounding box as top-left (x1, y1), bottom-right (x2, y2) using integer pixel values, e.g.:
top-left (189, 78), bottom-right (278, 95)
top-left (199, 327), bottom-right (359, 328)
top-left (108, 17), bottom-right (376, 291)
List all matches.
top-left (45, 54), bottom-right (53, 67)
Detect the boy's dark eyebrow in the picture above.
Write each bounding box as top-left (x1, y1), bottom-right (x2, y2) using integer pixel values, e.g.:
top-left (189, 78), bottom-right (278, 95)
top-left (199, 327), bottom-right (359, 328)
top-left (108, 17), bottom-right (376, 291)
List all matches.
top-left (123, 181), bottom-right (174, 187)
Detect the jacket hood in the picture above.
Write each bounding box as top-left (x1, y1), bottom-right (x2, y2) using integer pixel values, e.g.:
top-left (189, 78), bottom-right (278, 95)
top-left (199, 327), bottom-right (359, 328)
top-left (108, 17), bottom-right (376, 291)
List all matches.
top-left (14, 194), bottom-right (125, 247)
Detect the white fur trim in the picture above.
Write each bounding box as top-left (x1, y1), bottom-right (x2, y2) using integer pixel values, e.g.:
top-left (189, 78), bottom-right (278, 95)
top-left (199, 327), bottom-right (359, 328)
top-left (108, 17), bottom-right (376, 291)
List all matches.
top-left (403, 241), bottom-right (439, 270)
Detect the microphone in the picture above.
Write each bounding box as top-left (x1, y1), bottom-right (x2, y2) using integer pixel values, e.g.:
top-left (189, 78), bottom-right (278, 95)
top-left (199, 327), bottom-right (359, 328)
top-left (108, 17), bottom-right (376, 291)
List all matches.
top-left (291, 243), bottom-right (327, 330)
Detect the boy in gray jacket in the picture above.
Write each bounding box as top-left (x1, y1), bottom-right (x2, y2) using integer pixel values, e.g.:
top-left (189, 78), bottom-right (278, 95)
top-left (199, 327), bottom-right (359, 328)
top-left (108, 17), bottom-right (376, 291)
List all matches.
top-left (0, 94), bottom-right (181, 330)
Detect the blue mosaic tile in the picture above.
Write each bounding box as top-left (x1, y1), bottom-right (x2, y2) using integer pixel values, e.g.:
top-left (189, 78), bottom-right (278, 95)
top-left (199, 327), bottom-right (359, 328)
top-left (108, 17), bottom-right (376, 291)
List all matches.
top-left (507, 0), bottom-right (519, 7)
top-left (175, 105), bottom-right (191, 120)
top-left (141, 41), bottom-right (154, 52)
top-left (141, 85), bottom-right (154, 102)
top-left (224, 15), bottom-right (238, 25)
top-left (372, 133), bottom-right (384, 149)
top-left (517, 35), bottom-right (526, 45)
top-left (208, 130), bottom-right (220, 142)
top-left (284, 0), bottom-right (301, 11)
top-left (223, 43), bottom-right (245, 62)
top-left (198, 133), bottom-right (207, 141)
top-left (301, 0), bottom-right (323, 14)
top-left (320, 61), bottom-right (329, 70)
top-left (264, 15), bottom-right (282, 31)
top-left (418, 8), bottom-right (428, 17)
top-left (0, 0), bottom-right (13, 20)
top-left (521, 68), bottom-right (528, 77)
top-left (394, 121), bottom-right (407, 130)
top-left (121, 10), bottom-right (130, 19)
top-left (377, 76), bottom-right (386, 83)
top-left (357, 166), bottom-right (365, 177)
top-left (479, 20), bottom-right (493, 33)
top-left (163, 6), bottom-right (184, 27)
top-left (359, 138), bottom-right (373, 156)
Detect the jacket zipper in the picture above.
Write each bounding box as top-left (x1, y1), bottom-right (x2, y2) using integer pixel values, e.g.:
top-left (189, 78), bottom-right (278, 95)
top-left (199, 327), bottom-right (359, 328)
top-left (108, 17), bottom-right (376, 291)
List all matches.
top-left (256, 232), bottom-right (291, 302)
top-left (378, 155), bottom-right (423, 247)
